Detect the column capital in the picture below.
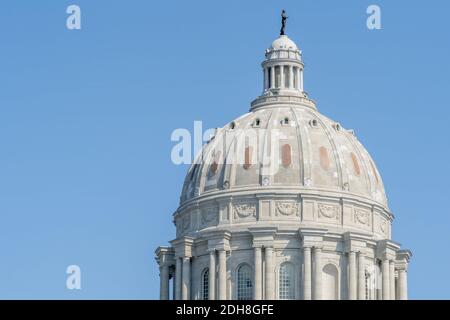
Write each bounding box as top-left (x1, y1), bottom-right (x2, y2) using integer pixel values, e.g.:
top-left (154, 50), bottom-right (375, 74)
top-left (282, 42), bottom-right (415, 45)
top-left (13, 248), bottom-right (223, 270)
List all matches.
top-left (395, 249), bottom-right (412, 271)
top-left (205, 230), bottom-right (232, 252)
top-left (376, 239), bottom-right (400, 261)
top-left (343, 232), bottom-right (371, 253)
top-left (250, 226), bottom-right (277, 248)
top-left (299, 227), bottom-right (327, 248)
top-left (155, 246), bottom-right (175, 267)
top-left (170, 236), bottom-right (195, 258)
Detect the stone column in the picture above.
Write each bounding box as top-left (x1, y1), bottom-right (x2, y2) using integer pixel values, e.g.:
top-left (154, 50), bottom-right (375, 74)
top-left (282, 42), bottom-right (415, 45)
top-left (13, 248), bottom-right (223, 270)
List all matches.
top-left (209, 250), bottom-right (216, 300)
top-left (218, 250), bottom-right (227, 300)
top-left (389, 261), bottom-right (396, 300)
top-left (265, 247), bottom-right (275, 299)
top-left (280, 65), bottom-right (285, 88)
top-left (160, 265), bottom-right (170, 300)
top-left (358, 253), bottom-right (365, 300)
top-left (175, 257), bottom-right (182, 300)
top-left (398, 269), bottom-right (408, 300)
top-left (299, 68), bottom-right (304, 91)
top-left (289, 65), bottom-right (294, 89)
top-left (313, 247), bottom-right (322, 300)
top-left (270, 67), bottom-right (275, 89)
top-left (382, 259), bottom-right (390, 300)
top-left (303, 246), bottom-right (312, 300)
top-left (172, 270), bottom-right (176, 300)
top-left (264, 68), bottom-right (269, 91)
top-left (181, 257), bottom-right (191, 300)
top-left (254, 247), bottom-right (262, 300)
top-left (348, 251), bottom-right (357, 300)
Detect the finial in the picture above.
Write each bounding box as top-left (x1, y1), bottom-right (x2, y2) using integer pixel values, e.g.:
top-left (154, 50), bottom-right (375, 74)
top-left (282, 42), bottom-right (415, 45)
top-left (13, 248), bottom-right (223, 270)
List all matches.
top-left (280, 9), bottom-right (288, 36)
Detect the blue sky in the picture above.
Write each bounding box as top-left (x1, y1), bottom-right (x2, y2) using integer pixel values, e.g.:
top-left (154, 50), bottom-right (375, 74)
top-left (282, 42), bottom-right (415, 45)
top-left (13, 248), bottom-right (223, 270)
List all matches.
top-left (0, 0), bottom-right (449, 299)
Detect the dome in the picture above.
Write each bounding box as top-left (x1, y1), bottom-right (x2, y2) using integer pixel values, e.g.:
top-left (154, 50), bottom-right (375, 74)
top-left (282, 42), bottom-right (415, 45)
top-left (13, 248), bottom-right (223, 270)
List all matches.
top-left (174, 31), bottom-right (392, 240)
top-left (181, 107), bottom-right (387, 207)
top-left (270, 35), bottom-right (299, 51)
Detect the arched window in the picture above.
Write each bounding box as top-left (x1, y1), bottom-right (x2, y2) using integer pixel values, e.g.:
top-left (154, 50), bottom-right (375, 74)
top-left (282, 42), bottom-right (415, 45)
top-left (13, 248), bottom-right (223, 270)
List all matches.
top-left (281, 144), bottom-right (292, 167)
top-left (322, 264), bottom-right (339, 300)
top-left (202, 268), bottom-right (209, 300)
top-left (243, 146), bottom-right (253, 170)
top-left (278, 262), bottom-right (295, 299)
top-left (237, 264), bottom-right (253, 300)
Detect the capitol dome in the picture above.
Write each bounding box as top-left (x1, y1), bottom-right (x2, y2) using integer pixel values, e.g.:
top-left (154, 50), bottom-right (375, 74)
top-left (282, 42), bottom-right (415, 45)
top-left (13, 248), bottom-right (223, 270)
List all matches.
top-left (156, 19), bottom-right (411, 301)
top-left (181, 102), bottom-right (387, 207)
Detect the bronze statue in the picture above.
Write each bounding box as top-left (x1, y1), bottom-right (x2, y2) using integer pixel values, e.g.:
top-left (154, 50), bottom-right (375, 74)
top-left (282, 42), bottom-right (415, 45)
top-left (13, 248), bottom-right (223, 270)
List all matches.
top-left (280, 10), bottom-right (288, 35)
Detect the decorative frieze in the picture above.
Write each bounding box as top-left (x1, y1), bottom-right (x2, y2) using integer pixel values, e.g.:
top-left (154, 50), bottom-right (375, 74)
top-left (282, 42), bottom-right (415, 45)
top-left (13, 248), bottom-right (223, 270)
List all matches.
top-left (233, 203), bottom-right (256, 219)
top-left (275, 202), bottom-right (299, 216)
top-left (379, 218), bottom-right (387, 234)
top-left (201, 207), bottom-right (218, 226)
top-left (318, 203), bottom-right (340, 221)
top-left (353, 209), bottom-right (371, 227)
top-left (181, 215), bottom-right (190, 232)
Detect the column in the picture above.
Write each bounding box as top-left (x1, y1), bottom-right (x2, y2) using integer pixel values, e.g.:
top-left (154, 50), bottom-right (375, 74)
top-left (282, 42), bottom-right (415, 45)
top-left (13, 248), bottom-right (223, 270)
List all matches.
top-left (389, 261), bottom-right (396, 300)
top-left (218, 250), bottom-right (227, 300)
top-left (299, 68), bottom-right (303, 91)
top-left (160, 265), bottom-right (170, 300)
top-left (398, 269), bottom-right (408, 300)
top-left (270, 67), bottom-right (275, 89)
top-left (254, 247), bottom-right (262, 300)
top-left (313, 247), bottom-right (322, 300)
top-left (265, 247), bottom-right (275, 299)
top-left (264, 68), bottom-right (269, 91)
top-left (209, 251), bottom-right (216, 300)
top-left (358, 253), bottom-right (365, 300)
top-left (172, 270), bottom-right (176, 300)
top-left (175, 257), bottom-right (182, 300)
top-left (348, 251), bottom-right (357, 300)
top-left (382, 259), bottom-right (390, 300)
top-left (289, 65), bottom-right (294, 89)
top-left (280, 65), bottom-right (285, 88)
top-left (182, 257), bottom-right (191, 300)
top-left (303, 247), bottom-right (312, 300)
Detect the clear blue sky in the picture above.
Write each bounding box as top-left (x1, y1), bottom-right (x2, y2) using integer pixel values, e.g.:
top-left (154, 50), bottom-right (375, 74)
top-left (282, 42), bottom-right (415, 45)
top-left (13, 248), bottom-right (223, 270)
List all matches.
top-left (0, 0), bottom-right (448, 299)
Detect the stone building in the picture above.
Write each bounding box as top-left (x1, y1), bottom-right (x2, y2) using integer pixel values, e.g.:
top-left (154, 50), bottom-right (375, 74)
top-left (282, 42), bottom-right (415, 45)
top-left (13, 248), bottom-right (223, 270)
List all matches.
top-left (155, 27), bottom-right (411, 300)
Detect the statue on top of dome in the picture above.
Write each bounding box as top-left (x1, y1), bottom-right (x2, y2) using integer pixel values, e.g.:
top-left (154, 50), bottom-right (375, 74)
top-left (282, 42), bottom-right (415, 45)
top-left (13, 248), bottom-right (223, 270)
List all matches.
top-left (280, 9), bottom-right (288, 35)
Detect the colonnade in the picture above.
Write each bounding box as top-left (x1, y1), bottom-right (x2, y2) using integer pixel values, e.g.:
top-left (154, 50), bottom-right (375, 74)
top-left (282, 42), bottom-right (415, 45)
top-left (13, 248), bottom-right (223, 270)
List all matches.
top-left (155, 233), bottom-right (410, 300)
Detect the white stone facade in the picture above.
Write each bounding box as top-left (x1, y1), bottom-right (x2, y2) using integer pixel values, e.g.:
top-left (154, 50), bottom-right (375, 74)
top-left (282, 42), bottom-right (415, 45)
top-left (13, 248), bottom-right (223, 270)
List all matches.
top-left (155, 32), bottom-right (411, 300)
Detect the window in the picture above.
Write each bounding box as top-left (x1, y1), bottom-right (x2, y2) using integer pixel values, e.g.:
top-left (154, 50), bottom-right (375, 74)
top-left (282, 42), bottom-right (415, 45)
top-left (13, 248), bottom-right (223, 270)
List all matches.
top-left (365, 271), bottom-right (370, 300)
top-left (253, 118), bottom-right (261, 127)
top-left (281, 144), bottom-right (292, 167)
top-left (243, 146), bottom-right (253, 170)
top-left (319, 146), bottom-right (330, 171)
top-left (278, 263), bottom-right (295, 299)
top-left (202, 268), bottom-right (209, 300)
top-left (237, 264), bottom-right (253, 300)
